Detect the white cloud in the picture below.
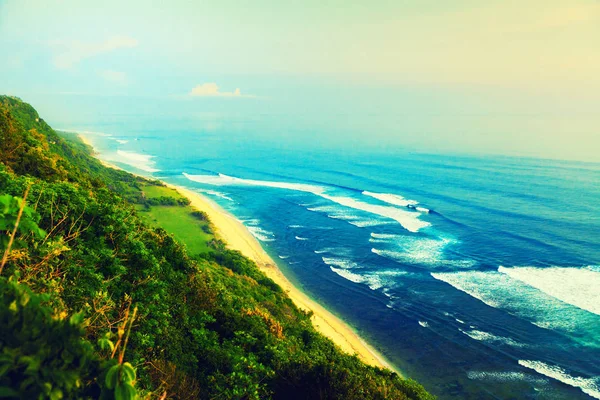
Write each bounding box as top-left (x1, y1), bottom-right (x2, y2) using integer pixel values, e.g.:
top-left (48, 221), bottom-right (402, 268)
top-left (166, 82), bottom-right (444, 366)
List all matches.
top-left (98, 69), bottom-right (127, 83)
top-left (51, 36), bottom-right (138, 69)
top-left (189, 83), bottom-right (249, 97)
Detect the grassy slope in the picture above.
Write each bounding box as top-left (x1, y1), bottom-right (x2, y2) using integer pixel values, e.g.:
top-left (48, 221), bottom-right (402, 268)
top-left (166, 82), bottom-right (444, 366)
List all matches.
top-left (134, 184), bottom-right (213, 255)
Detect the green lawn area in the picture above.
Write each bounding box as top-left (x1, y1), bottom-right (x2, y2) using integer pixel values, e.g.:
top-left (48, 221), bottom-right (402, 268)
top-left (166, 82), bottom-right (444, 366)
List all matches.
top-left (136, 183), bottom-right (214, 255)
top-left (140, 184), bottom-right (184, 199)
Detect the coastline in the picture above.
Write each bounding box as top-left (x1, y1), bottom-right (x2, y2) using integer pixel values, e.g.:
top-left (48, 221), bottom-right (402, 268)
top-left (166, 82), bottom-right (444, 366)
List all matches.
top-left (78, 133), bottom-right (397, 373)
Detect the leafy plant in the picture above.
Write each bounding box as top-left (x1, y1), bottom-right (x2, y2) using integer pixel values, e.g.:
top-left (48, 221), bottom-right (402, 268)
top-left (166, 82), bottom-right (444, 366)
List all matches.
top-left (0, 96), bottom-right (434, 399)
top-left (0, 278), bottom-right (95, 399)
top-left (0, 190), bottom-right (46, 275)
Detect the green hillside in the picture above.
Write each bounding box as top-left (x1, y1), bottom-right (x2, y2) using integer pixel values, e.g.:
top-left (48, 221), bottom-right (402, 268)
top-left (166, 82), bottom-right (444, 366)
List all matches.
top-left (0, 95), bottom-right (433, 399)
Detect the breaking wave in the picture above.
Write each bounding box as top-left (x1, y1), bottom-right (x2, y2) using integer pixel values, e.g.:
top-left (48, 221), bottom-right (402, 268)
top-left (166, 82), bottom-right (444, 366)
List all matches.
top-left (518, 360), bottom-right (600, 399)
top-left (499, 266), bottom-right (600, 316)
top-left (460, 329), bottom-right (526, 348)
top-left (183, 173), bottom-right (429, 232)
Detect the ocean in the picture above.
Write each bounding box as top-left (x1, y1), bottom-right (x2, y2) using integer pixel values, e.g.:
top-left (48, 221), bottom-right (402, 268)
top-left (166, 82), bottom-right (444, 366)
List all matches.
top-left (62, 115), bottom-right (600, 399)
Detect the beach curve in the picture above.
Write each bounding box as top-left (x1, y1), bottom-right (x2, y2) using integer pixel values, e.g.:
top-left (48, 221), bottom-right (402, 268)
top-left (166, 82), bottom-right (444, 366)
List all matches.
top-left (77, 133), bottom-right (398, 373)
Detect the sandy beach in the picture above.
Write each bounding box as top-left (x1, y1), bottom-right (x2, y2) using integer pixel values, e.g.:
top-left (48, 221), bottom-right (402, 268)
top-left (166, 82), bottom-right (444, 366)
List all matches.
top-left (78, 133), bottom-right (396, 372)
top-left (172, 184), bottom-right (396, 371)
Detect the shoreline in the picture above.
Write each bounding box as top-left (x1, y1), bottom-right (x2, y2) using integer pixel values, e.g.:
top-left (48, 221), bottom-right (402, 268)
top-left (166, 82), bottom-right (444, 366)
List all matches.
top-left (77, 133), bottom-right (398, 374)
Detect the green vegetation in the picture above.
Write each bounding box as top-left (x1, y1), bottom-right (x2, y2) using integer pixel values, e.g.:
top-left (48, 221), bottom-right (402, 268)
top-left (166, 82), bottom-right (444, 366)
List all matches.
top-left (0, 95), bottom-right (434, 399)
top-left (134, 183), bottom-right (213, 255)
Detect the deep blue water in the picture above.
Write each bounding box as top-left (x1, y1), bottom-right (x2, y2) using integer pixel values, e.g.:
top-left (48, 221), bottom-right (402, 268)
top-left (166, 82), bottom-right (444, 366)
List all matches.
top-left (65, 120), bottom-right (600, 399)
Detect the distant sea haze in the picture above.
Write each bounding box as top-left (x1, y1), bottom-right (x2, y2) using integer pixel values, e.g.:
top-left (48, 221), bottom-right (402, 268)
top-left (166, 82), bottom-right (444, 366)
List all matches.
top-left (75, 119), bottom-right (600, 400)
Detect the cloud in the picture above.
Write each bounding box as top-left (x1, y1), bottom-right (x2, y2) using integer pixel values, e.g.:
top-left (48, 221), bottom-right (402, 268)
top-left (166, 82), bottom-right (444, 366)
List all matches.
top-left (51, 36), bottom-right (138, 69)
top-left (189, 83), bottom-right (249, 97)
top-left (98, 69), bottom-right (127, 83)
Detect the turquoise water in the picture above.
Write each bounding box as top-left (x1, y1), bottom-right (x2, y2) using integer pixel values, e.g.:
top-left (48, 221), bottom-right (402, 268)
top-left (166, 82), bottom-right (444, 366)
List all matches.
top-left (60, 113), bottom-right (600, 399)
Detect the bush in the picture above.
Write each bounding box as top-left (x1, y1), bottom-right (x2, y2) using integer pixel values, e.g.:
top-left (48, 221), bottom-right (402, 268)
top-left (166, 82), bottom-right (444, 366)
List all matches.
top-left (0, 278), bottom-right (97, 399)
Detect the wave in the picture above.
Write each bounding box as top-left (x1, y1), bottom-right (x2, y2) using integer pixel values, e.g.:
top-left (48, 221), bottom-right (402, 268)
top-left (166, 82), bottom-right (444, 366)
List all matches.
top-left (362, 191), bottom-right (418, 207)
top-left (322, 257), bottom-right (360, 270)
top-left (320, 193), bottom-right (429, 232)
top-left (309, 206), bottom-right (406, 228)
top-left (371, 236), bottom-right (475, 268)
top-left (460, 329), bottom-right (526, 348)
top-left (370, 233), bottom-right (401, 240)
top-left (348, 219), bottom-right (396, 228)
top-left (498, 266), bottom-right (600, 316)
top-left (288, 224), bottom-right (304, 228)
top-left (246, 226), bottom-right (275, 242)
top-left (467, 371), bottom-right (547, 385)
top-left (518, 360), bottom-right (600, 399)
top-left (310, 202), bottom-right (412, 228)
top-left (196, 188), bottom-right (234, 202)
top-left (431, 270), bottom-right (600, 338)
top-left (307, 205), bottom-right (339, 212)
top-left (183, 173), bottom-right (430, 232)
top-left (107, 150), bottom-right (159, 173)
top-left (418, 321), bottom-right (429, 328)
top-left (278, 255), bottom-right (289, 259)
top-left (295, 236), bottom-right (309, 241)
top-left (115, 139), bottom-right (129, 144)
top-left (314, 247), bottom-right (352, 256)
top-left (329, 267), bottom-right (383, 290)
top-left (184, 172), bottom-right (325, 193)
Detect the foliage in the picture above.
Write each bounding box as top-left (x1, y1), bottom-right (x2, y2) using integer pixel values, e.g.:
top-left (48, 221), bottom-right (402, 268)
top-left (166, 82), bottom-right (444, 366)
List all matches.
top-left (0, 193), bottom-right (46, 252)
top-left (0, 277), bottom-right (96, 399)
top-left (0, 96), bottom-right (434, 399)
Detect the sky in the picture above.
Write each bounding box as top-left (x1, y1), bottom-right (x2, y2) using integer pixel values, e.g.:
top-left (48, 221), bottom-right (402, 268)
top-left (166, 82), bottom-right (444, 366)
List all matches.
top-left (1, 0), bottom-right (599, 161)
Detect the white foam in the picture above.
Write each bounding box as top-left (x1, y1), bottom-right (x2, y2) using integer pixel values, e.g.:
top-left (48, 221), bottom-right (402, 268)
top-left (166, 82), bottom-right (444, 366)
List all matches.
top-left (455, 318), bottom-right (465, 324)
top-left (518, 360), bottom-right (600, 399)
top-left (499, 266), bottom-right (600, 316)
top-left (246, 226), bottom-right (275, 242)
top-left (183, 173), bottom-right (430, 232)
top-left (362, 191), bottom-right (418, 207)
top-left (329, 267), bottom-right (383, 290)
top-left (467, 371), bottom-right (547, 385)
top-left (106, 150), bottom-right (159, 173)
top-left (196, 189), bottom-right (234, 202)
top-left (348, 219), bottom-right (395, 228)
top-left (116, 139), bottom-right (129, 144)
top-left (370, 233), bottom-right (402, 240)
top-left (330, 267), bottom-right (366, 285)
top-left (288, 224), bottom-right (304, 228)
top-left (326, 214), bottom-right (359, 221)
top-left (185, 172), bottom-right (325, 193)
top-left (307, 205), bottom-right (339, 213)
top-left (317, 247), bottom-right (353, 256)
top-left (372, 237), bottom-right (474, 268)
top-left (320, 192), bottom-right (429, 232)
top-left (418, 321), bottom-right (429, 328)
top-left (431, 270), bottom-right (600, 336)
top-left (460, 329), bottom-right (526, 348)
top-left (467, 371), bottom-right (527, 382)
top-left (416, 207), bottom-right (430, 213)
top-left (369, 232), bottom-right (404, 244)
top-left (322, 257), bottom-right (360, 270)
top-left (295, 236), bottom-right (309, 241)
top-left (309, 207), bottom-right (391, 228)
top-left (278, 255), bottom-right (289, 259)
